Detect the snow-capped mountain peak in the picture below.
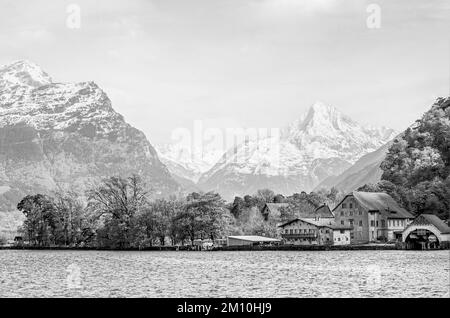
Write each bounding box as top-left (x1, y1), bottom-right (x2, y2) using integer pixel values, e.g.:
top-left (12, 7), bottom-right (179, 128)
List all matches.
top-left (288, 101), bottom-right (357, 137)
top-left (0, 60), bottom-right (52, 89)
top-left (196, 101), bottom-right (397, 200)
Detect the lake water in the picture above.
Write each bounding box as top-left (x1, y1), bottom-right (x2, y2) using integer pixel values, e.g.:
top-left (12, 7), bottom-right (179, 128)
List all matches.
top-left (0, 250), bottom-right (449, 298)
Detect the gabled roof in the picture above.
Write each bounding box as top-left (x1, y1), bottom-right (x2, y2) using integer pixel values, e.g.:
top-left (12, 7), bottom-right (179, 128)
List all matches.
top-left (314, 204), bottom-right (334, 218)
top-left (352, 191), bottom-right (414, 219)
top-left (333, 191), bottom-right (413, 219)
top-left (265, 202), bottom-right (334, 219)
top-left (410, 214), bottom-right (450, 234)
top-left (263, 203), bottom-right (289, 215)
top-left (278, 218), bottom-right (352, 230)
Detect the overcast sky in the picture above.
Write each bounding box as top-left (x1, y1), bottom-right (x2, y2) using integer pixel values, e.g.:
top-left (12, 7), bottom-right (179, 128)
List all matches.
top-left (1, 0), bottom-right (449, 145)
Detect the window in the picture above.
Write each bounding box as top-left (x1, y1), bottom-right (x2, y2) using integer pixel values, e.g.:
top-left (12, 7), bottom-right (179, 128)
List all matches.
top-left (376, 221), bottom-right (379, 227)
top-left (340, 211), bottom-right (344, 216)
top-left (346, 237), bottom-right (349, 241)
top-left (341, 220), bottom-right (344, 225)
top-left (285, 229), bottom-right (289, 234)
top-left (349, 203), bottom-right (353, 209)
top-left (349, 219), bottom-right (354, 226)
top-left (340, 230), bottom-right (345, 234)
top-left (338, 238), bottom-right (341, 241)
top-left (381, 220), bottom-right (386, 227)
top-left (349, 211), bottom-right (353, 216)
top-left (290, 229), bottom-right (293, 234)
top-left (370, 220), bottom-right (375, 227)
top-left (359, 210), bottom-right (362, 215)
top-left (342, 203), bottom-right (347, 208)
top-left (359, 220), bottom-right (363, 226)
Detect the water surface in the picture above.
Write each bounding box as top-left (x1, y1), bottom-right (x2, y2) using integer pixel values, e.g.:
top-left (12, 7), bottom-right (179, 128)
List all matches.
top-left (0, 250), bottom-right (448, 297)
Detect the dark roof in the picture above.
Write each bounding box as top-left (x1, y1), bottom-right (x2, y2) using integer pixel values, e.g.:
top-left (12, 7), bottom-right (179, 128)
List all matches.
top-left (278, 218), bottom-right (301, 227)
top-left (349, 191), bottom-right (414, 219)
top-left (411, 214), bottom-right (450, 234)
top-left (263, 203), bottom-right (289, 215)
top-left (314, 204), bottom-right (334, 218)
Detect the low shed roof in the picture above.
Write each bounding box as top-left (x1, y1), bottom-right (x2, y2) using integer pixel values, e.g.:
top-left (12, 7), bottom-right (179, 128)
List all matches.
top-left (227, 235), bottom-right (281, 242)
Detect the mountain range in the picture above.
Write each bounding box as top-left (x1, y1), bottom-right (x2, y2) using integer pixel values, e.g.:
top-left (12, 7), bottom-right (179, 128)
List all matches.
top-left (0, 60), bottom-right (179, 214)
top-left (159, 101), bottom-right (397, 200)
top-left (0, 60), bottom-right (400, 210)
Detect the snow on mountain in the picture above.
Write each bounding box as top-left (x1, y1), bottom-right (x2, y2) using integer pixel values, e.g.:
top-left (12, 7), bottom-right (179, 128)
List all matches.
top-left (156, 142), bottom-right (224, 183)
top-left (0, 60), bottom-right (179, 211)
top-left (197, 101), bottom-right (397, 200)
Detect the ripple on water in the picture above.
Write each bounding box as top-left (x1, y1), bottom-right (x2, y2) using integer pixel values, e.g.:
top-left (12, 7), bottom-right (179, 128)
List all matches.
top-left (0, 250), bottom-right (449, 298)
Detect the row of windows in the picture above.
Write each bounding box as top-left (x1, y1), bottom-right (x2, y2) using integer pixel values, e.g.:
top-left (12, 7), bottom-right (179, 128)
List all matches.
top-left (339, 218), bottom-right (408, 229)
top-left (341, 202), bottom-right (354, 209)
top-left (285, 229), bottom-right (317, 234)
top-left (340, 210), bottom-right (363, 216)
top-left (389, 219), bottom-right (405, 227)
top-left (340, 219), bottom-right (364, 226)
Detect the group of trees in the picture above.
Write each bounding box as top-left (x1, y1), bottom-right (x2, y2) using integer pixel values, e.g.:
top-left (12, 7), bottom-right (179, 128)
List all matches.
top-left (359, 97), bottom-right (450, 220)
top-left (16, 175), bottom-right (230, 248)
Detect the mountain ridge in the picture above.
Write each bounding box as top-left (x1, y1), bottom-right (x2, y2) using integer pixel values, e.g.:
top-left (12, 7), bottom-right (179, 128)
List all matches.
top-left (0, 60), bottom-right (179, 212)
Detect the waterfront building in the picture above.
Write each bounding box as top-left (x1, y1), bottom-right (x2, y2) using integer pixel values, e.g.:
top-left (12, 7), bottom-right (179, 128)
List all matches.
top-left (333, 191), bottom-right (414, 244)
top-left (278, 218), bottom-right (352, 245)
top-left (402, 214), bottom-right (450, 249)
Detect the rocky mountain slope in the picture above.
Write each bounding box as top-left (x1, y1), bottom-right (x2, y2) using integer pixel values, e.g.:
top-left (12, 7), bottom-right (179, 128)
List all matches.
top-left (196, 101), bottom-right (397, 200)
top-left (314, 140), bottom-right (393, 193)
top-left (0, 60), bottom-right (179, 213)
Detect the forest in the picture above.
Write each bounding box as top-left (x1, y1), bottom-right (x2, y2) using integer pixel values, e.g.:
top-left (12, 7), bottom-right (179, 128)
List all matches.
top-left (358, 97), bottom-right (450, 220)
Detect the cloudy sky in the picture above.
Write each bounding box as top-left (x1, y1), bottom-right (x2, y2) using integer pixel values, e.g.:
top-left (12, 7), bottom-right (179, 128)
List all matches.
top-left (0, 0), bottom-right (449, 145)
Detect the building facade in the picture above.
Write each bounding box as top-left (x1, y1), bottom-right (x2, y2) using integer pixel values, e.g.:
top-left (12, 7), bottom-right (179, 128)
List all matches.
top-left (333, 191), bottom-right (414, 244)
top-left (279, 218), bottom-right (352, 245)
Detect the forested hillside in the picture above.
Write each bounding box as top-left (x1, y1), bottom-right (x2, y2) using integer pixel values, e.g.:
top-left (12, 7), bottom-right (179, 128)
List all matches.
top-left (359, 97), bottom-right (450, 220)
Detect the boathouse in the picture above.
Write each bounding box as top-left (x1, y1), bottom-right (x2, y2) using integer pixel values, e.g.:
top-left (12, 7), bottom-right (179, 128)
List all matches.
top-left (402, 214), bottom-right (450, 249)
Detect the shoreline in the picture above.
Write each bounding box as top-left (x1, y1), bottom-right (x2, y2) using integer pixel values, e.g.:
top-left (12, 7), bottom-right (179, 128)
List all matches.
top-left (1, 243), bottom-right (447, 251)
